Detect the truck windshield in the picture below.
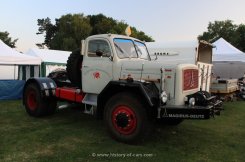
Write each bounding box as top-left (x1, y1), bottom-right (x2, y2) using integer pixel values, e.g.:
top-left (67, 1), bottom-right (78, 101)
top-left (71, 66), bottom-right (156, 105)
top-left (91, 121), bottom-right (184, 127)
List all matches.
top-left (114, 38), bottom-right (149, 60)
top-left (135, 41), bottom-right (149, 60)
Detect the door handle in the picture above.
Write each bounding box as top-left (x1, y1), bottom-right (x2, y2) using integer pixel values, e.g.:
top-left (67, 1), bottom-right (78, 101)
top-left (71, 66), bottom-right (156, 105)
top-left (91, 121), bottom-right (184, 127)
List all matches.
top-left (83, 65), bottom-right (89, 68)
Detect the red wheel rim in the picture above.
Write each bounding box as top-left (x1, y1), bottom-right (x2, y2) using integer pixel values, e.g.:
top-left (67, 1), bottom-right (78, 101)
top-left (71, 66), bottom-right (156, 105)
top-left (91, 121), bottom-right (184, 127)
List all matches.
top-left (112, 105), bottom-right (137, 135)
top-left (27, 90), bottom-right (37, 111)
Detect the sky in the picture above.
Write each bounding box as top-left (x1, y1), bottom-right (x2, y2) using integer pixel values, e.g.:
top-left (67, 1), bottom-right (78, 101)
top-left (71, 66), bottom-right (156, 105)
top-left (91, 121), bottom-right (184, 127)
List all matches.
top-left (0, 0), bottom-right (245, 52)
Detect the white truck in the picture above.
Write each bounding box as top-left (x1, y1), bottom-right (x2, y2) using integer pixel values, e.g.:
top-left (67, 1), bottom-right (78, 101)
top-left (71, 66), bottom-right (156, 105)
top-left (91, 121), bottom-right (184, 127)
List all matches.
top-left (23, 34), bottom-right (222, 143)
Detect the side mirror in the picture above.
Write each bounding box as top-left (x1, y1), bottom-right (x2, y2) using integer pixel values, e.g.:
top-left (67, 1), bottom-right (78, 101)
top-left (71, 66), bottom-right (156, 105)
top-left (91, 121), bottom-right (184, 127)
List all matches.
top-left (95, 50), bottom-right (103, 57)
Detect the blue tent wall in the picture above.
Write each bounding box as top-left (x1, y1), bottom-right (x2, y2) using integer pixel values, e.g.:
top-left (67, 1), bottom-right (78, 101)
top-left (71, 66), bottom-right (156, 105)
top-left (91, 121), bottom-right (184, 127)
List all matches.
top-left (0, 80), bottom-right (25, 100)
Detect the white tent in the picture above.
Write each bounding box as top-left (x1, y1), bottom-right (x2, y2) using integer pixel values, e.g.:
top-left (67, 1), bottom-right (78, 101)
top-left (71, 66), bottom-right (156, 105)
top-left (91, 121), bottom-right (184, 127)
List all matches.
top-left (212, 37), bottom-right (245, 61)
top-left (212, 38), bottom-right (245, 79)
top-left (0, 39), bottom-right (40, 65)
top-left (146, 41), bottom-right (198, 64)
top-left (146, 40), bottom-right (213, 92)
top-left (0, 40), bottom-right (41, 100)
top-left (25, 48), bottom-right (71, 76)
top-left (213, 37), bottom-right (244, 55)
top-left (0, 40), bottom-right (41, 80)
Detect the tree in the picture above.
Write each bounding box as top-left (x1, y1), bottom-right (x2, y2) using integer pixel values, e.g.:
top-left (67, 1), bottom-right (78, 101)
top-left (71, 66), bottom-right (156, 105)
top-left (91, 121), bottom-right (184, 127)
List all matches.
top-left (198, 20), bottom-right (245, 52)
top-left (37, 13), bottom-right (154, 51)
top-left (88, 14), bottom-right (117, 35)
top-left (88, 14), bottom-right (154, 42)
top-left (0, 31), bottom-right (18, 48)
top-left (131, 28), bottom-right (153, 42)
top-left (50, 14), bottom-right (92, 50)
top-left (198, 20), bottom-right (237, 43)
top-left (236, 24), bottom-right (245, 52)
top-left (37, 14), bottom-right (91, 50)
top-left (36, 17), bottom-right (57, 48)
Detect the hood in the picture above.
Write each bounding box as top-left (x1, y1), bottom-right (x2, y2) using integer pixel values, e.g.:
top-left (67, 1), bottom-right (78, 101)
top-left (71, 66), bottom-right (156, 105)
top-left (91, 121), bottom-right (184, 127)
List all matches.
top-left (119, 59), bottom-right (175, 82)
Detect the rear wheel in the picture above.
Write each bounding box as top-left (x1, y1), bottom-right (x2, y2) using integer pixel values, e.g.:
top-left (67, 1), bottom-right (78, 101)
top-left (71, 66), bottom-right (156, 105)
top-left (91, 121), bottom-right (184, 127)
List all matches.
top-left (66, 49), bottom-right (83, 87)
top-left (104, 92), bottom-right (150, 144)
top-left (23, 83), bottom-right (57, 117)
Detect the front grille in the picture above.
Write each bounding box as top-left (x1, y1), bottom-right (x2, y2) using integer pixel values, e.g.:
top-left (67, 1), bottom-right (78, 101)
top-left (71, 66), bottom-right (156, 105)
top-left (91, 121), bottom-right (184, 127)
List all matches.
top-left (183, 69), bottom-right (198, 91)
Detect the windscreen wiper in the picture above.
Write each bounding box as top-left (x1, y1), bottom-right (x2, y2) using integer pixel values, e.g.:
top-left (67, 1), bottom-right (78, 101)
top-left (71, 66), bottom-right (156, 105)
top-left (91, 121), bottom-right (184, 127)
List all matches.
top-left (114, 43), bottom-right (124, 53)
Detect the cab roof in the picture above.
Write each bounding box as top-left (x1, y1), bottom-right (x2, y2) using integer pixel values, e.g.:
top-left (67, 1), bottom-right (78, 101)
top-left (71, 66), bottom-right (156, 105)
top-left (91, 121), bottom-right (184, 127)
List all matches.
top-left (86, 34), bottom-right (143, 42)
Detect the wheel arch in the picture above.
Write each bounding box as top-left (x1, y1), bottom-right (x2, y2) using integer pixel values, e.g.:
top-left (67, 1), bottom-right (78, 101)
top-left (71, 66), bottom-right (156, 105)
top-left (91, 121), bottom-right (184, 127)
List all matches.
top-left (23, 78), bottom-right (57, 105)
top-left (96, 80), bottom-right (159, 119)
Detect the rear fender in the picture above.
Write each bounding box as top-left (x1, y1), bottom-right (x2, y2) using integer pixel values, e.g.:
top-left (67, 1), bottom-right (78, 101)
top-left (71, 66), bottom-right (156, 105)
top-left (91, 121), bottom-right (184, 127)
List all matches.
top-left (23, 77), bottom-right (57, 104)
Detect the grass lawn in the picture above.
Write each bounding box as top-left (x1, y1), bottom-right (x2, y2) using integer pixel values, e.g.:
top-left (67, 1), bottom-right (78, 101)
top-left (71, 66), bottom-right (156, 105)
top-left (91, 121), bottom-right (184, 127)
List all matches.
top-left (0, 100), bottom-right (245, 162)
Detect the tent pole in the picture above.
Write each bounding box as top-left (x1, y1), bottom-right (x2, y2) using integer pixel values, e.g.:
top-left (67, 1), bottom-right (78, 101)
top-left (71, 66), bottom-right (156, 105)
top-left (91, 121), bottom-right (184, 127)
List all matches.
top-left (14, 65), bottom-right (16, 80)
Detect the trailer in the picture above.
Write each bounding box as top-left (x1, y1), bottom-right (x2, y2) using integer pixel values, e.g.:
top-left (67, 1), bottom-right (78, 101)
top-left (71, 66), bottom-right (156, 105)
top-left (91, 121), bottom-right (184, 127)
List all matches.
top-left (210, 79), bottom-right (239, 101)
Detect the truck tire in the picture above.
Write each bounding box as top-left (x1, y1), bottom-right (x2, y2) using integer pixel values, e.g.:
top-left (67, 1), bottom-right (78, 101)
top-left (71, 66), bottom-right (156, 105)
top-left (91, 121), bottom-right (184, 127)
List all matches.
top-left (23, 83), bottom-right (57, 117)
top-left (66, 49), bottom-right (83, 87)
top-left (104, 92), bottom-right (150, 144)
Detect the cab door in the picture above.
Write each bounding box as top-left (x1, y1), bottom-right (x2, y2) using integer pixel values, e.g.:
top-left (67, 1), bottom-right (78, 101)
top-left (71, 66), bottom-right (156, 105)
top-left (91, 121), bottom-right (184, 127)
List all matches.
top-left (82, 38), bottom-right (113, 94)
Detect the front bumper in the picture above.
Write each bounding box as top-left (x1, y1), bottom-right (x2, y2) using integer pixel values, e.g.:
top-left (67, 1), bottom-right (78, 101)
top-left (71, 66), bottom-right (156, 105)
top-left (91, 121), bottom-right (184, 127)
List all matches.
top-left (157, 99), bottom-right (223, 119)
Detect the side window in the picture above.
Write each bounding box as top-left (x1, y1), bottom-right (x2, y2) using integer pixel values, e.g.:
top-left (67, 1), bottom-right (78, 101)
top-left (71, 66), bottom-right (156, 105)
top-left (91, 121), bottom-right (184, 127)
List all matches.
top-left (88, 39), bottom-right (111, 57)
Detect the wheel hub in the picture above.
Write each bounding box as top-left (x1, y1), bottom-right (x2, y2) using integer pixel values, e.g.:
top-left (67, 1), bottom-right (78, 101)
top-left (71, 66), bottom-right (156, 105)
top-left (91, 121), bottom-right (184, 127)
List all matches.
top-left (115, 113), bottom-right (129, 128)
top-left (112, 106), bottom-right (137, 135)
top-left (27, 90), bottom-right (37, 111)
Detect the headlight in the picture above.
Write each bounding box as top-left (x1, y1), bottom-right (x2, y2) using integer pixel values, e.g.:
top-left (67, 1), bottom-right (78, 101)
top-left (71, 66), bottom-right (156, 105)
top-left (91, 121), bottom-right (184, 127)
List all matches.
top-left (189, 97), bottom-right (195, 106)
top-left (161, 91), bottom-right (168, 103)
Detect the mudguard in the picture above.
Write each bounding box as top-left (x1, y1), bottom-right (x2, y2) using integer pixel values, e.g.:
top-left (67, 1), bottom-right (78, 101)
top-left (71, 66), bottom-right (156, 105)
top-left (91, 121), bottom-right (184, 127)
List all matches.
top-left (23, 77), bottom-right (57, 100)
top-left (98, 80), bottom-right (159, 107)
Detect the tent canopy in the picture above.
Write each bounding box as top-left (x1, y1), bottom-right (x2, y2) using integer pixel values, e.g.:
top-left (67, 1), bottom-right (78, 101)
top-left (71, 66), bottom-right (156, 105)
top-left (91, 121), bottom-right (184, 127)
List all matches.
top-left (146, 41), bottom-right (198, 64)
top-left (25, 48), bottom-right (71, 64)
top-left (0, 40), bottom-right (41, 80)
top-left (0, 40), bottom-right (41, 99)
top-left (212, 38), bottom-right (245, 79)
top-left (0, 40), bottom-right (41, 65)
top-left (146, 40), bottom-right (213, 64)
top-left (213, 38), bottom-right (244, 55)
top-left (212, 38), bottom-right (245, 62)
top-left (25, 48), bottom-right (71, 76)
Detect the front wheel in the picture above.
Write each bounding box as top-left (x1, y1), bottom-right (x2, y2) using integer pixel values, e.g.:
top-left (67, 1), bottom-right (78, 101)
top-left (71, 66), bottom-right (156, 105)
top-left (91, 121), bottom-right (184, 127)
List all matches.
top-left (104, 92), bottom-right (150, 144)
